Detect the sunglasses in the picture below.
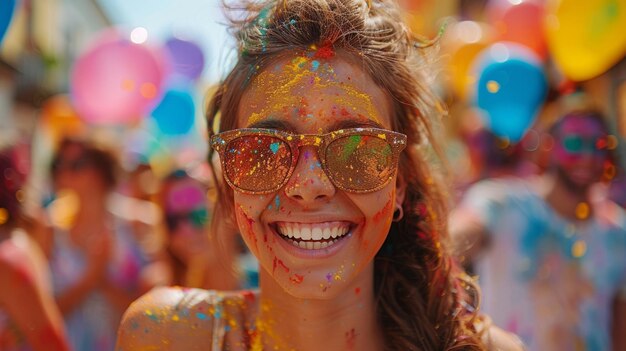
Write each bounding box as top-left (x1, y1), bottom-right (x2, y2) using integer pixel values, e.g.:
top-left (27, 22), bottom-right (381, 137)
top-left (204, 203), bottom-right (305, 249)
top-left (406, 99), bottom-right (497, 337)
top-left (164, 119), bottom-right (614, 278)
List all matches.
top-left (210, 127), bottom-right (407, 194)
top-left (561, 135), bottom-right (608, 155)
top-left (165, 208), bottom-right (209, 231)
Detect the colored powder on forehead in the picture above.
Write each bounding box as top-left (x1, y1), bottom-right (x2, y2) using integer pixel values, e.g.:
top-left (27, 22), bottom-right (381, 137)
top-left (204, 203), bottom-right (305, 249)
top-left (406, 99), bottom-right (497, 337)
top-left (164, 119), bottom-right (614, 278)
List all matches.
top-left (166, 184), bottom-right (206, 212)
top-left (313, 43), bottom-right (335, 59)
top-left (311, 60), bottom-right (320, 71)
top-left (246, 55), bottom-right (381, 126)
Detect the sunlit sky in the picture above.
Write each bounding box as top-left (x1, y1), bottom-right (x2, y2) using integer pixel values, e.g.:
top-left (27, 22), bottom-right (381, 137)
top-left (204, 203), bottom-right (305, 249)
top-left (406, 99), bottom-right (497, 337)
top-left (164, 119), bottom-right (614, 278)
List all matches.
top-left (98, 0), bottom-right (234, 83)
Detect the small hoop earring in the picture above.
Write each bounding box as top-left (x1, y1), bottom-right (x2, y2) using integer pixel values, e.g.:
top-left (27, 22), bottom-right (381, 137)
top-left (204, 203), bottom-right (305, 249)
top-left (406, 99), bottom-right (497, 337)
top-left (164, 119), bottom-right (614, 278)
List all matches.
top-left (392, 204), bottom-right (403, 222)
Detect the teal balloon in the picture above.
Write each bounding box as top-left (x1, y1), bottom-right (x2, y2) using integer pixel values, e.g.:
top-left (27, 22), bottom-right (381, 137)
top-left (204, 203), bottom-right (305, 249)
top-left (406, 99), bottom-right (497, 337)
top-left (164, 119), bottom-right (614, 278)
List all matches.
top-left (0, 0), bottom-right (16, 43)
top-left (151, 87), bottom-right (195, 135)
top-left (475, 43), bottom-right (547, 142)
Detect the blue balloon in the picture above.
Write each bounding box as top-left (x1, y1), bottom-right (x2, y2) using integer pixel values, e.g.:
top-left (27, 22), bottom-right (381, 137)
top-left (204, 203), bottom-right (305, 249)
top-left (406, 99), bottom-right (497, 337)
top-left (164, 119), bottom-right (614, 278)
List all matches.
top-left (0, 0), bottom-right (16, 43)
top-left (151, 87), bottom-right (196, 135)
top-left (475, 43), bottom-right (547, 142)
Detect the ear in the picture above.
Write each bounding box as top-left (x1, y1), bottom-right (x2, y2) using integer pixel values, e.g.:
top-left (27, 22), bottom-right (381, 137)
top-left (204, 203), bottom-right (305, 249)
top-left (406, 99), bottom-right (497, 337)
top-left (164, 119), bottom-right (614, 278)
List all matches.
top-left (395, 173), bottom-right (407, 207)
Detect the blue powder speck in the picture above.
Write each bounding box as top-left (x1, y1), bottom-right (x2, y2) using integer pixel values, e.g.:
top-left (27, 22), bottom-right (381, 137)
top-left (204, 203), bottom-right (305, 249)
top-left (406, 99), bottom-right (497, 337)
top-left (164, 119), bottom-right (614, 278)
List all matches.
top-left (311, 60), bottom-right (320, 71)
top-left (270, 142), bottom-right (280, 154)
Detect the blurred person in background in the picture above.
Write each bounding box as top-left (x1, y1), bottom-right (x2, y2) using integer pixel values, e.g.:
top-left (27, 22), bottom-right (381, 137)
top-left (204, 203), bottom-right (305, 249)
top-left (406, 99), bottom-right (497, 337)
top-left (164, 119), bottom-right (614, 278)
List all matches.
top-left (450, 103), bottom-right (626, 350)
top-left (43, 137), bottom-right (155, 351)
top-left (0, 145), bottom-right (70, 351)
top-left (157, 169), bottom-right (241, 290)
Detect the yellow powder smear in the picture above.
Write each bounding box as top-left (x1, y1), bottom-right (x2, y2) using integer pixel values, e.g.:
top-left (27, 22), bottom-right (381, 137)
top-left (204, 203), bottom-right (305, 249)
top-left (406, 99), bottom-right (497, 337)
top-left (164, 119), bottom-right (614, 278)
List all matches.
top-left (246, 55), bottom-right (381, 126)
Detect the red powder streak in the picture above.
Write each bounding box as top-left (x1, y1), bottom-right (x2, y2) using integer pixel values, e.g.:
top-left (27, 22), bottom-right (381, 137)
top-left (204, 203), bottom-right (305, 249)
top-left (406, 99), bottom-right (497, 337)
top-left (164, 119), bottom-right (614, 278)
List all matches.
top-left (355, 287), bottom-right (361, 295)
top-left (289, 274), bottom-right (304, 284)
top-left (373, 198), bottom-right (393, 223)
top-left (345, 328), bottom-right (357, 350)
top-left (242, 290), bottom-right (256, 303)
top-left (314, 43), bottom-right (335, 59)
top-left (340, 107), bottom-right (354, 119)
top-left (272, 257), bottom-right (290, 274)
top-left (237, 206), bottom-right (258, 251)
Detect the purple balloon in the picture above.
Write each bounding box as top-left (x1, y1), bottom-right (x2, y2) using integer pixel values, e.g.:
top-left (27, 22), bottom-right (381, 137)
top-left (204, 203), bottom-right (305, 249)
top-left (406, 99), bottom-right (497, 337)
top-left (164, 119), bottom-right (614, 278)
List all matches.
top-left (164, 38), bottom-right (205, 80)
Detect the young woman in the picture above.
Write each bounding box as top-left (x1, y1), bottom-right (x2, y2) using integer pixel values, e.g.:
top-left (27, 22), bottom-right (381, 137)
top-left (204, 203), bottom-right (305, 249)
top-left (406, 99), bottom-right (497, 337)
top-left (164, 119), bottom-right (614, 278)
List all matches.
top-left (117, 0), bottom-right (523, 350)
top-left (46, 138), bottom-right (155, 351)
top-left (0, 146), bottom-right (70, 351)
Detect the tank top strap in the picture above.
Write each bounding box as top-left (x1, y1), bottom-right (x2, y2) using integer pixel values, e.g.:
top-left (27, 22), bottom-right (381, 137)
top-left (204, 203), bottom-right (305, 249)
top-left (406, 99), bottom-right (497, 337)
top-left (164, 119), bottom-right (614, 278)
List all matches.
top-left (174, 288), bottom-right (227, 350)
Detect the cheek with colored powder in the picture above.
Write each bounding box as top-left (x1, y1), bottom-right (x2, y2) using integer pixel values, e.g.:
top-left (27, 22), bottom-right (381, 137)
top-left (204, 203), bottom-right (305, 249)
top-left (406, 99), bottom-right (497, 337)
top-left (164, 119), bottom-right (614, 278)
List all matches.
top-left (345, 328), bottom-right (357, 350)
top-left (272, 256), bottom-right (290, 275)
top-left (236, 205), bottom-right (259, 253)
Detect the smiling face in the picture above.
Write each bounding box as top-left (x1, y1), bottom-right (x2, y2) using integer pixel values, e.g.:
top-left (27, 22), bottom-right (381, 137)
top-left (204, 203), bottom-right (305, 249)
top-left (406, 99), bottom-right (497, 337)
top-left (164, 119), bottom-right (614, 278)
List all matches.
top-left (231, 52), bottom-right (401, 299)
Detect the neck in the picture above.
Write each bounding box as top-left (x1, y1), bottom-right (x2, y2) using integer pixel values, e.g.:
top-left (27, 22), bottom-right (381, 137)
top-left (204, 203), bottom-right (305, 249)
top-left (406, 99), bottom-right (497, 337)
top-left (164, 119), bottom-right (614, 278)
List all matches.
top-left (255, 264), bottom-right (383, 351)
top-left (543, 173), bottom-right (592, 221)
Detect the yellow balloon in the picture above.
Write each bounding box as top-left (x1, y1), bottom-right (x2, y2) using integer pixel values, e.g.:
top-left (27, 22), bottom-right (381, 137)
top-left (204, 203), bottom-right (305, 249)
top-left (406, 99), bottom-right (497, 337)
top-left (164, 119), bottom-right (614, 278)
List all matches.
top-left (545, 0), bottom-right (626, 81)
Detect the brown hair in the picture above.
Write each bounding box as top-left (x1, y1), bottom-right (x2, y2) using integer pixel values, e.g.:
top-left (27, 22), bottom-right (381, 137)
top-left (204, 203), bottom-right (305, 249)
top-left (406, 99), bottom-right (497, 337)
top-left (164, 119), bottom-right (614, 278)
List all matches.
top-left (206, 0), bottom-right (485, 349)
top-left (50, 137), bottom-right (120, 191)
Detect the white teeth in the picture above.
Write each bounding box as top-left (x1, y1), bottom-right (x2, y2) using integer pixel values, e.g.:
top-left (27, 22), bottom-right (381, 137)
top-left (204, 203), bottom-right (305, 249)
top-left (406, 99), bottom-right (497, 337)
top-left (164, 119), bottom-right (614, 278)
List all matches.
top-left (288, 239), bottom-right (339, 250)
top-left (301, 226), bottom-right (311, 240)
top-left (277, 222), bottom-right (352, 250)
top-left (277, 223), bottom-right (350, 240)
top-left (323, 228), bottom-right (331, 239)
top-left (312, 228), bottom-right (323, 240)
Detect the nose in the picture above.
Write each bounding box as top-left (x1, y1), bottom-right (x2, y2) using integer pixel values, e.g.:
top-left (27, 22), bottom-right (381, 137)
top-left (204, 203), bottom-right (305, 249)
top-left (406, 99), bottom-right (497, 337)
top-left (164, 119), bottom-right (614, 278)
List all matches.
top-left (284, 147), bottom-right (335, 204)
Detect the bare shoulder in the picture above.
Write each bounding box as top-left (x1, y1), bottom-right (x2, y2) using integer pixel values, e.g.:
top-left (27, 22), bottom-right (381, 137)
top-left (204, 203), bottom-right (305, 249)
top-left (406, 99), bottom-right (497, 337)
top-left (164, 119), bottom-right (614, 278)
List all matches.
top-left (116, 287), bottom-right (220, 350)
top-left (483, 325), bottom-right (526, 351)
top-left (0, 232), bottom-right (41, 291)
top-left (116, 286), bottom-right (258, 351)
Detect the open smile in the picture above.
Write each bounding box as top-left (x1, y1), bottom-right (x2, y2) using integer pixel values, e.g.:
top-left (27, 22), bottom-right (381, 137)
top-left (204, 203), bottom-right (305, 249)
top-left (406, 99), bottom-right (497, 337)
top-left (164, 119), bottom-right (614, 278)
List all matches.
top-left (272, 221), bottom-right (354, 250)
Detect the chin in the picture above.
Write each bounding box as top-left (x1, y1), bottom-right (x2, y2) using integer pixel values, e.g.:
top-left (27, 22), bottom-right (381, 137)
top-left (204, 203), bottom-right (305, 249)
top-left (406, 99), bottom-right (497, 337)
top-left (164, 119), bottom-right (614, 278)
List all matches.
top-left (274, 265), bottom-right (361, 300)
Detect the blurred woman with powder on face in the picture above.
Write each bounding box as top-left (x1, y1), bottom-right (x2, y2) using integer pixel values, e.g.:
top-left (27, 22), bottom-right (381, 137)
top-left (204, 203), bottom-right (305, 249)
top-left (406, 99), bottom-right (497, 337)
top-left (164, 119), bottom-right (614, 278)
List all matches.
top-left (158, 169), bottom-right (240, 290)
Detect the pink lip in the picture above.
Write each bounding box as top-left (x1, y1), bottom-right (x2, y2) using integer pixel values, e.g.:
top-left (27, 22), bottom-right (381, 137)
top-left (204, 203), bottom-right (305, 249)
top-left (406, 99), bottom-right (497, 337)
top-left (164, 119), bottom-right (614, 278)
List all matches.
top-left (269, 224), bottom-right (355, 259)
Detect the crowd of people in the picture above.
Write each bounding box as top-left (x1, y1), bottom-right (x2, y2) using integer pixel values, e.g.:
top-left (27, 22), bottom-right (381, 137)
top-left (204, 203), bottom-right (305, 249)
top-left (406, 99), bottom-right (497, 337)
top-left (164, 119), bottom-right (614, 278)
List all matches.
top-left (1, 0), bottom-right (625, 350)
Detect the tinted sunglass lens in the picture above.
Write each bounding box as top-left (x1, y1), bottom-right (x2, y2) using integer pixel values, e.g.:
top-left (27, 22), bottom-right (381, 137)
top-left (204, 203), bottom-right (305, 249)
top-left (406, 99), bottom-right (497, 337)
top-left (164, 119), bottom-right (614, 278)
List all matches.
top-left (224, 135), bottom-right (292, 192)
top-left (325, 135), bottom-right (393, 192)
top-left (562, 135), bottom-right (583, 153)
top-left (190, 208), bottom-right (209, 228)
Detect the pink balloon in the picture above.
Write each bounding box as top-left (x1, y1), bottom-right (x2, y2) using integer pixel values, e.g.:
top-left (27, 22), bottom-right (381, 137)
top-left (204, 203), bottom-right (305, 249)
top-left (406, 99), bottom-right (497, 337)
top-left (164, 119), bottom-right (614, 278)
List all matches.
top-left (70, 31), bottom-right (168, 125)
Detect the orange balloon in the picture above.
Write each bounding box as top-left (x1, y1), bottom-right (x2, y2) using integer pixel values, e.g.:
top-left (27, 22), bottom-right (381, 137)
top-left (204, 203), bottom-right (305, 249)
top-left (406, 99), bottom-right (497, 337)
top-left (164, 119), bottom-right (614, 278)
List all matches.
top-left (443, 21), bottom-right (494, 100)
top-left (42, 95), bottom-right (85, 140)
